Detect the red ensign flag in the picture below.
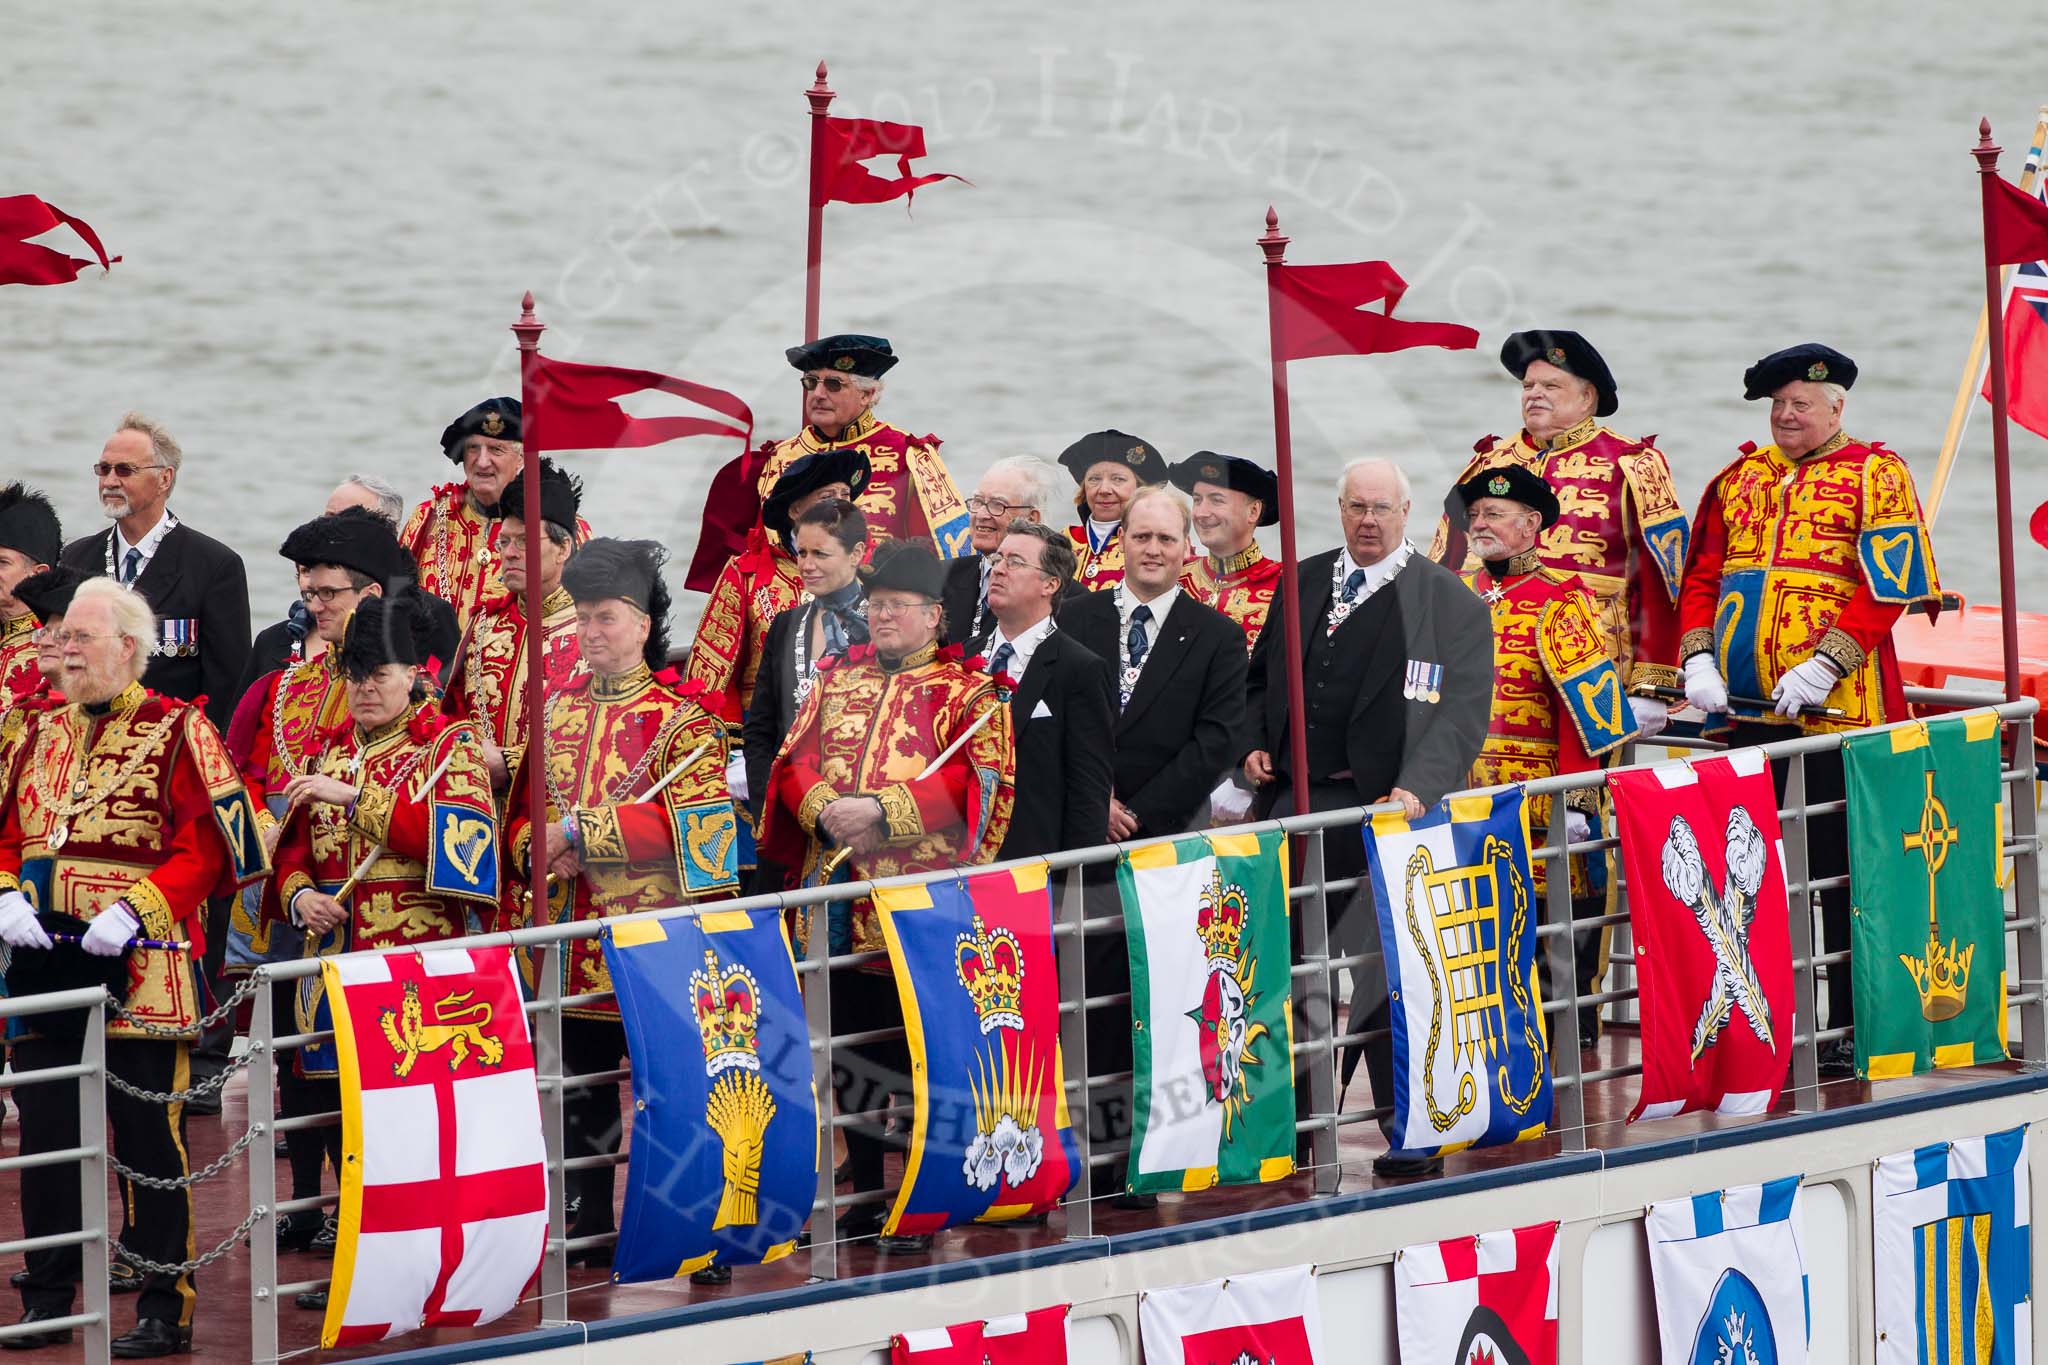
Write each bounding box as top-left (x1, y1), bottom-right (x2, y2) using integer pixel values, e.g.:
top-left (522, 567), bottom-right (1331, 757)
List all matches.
top-left (813, 117), bottom-right (963, 207)
top-left (0, 195), bottom-right (117, 286)
top-left (1269, 260), bottom-right (1477, 361)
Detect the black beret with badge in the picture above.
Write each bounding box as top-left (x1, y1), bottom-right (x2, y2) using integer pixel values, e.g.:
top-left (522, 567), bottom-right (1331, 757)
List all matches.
top-left (1454, 462), bottom-right (1562, 529)
top-left (1057, 429), bottom-right (1170, 485)
top-left (762, 448), bottom-right (873, 534)
top-left (499, 456), bottom-right (584, 536)
top-left (1741, 343), bottom-right (1858, 401)
top-left (1499, 329), bottom-right (1618, 418)
top-left (1166, 452), bottom-right (1280, 526)
top-left (0, 482), bottom-right (63, 567)
top-left (858, 539), bottom-right (947, 601)
top-left (439, 396), bottom-right (522, 463)
top-left (785, 333), bottom-right (899, 379)
top-left (278, 506), bottom-right (412, 588)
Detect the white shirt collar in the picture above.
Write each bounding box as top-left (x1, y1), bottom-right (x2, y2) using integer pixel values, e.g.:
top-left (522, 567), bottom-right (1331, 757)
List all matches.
top-left (115, 509), bottom-right (178, 563)
top-left (1119, 582), bottom-right (1180, 630)
top-left (1341, 540), bottom-right (1411, 593)
top-left (986, 613), bottom-right (1056, 679)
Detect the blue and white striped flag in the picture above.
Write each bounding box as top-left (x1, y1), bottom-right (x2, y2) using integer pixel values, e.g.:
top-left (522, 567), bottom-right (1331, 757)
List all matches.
top-left (1874, 1126), bottom-right (2030, 1365)
top-left (1646, 1176), bottom-right (1808, 1365)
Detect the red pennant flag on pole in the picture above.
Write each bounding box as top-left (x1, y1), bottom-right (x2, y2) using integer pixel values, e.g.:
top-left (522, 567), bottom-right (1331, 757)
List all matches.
top-left (1984, 170), bottom-right (2048, 266)
top-left (1268, 259), bottom-right (1478, 360)
top-left (812, 116), bottom-right (963, 207)
top-left (0, 195), bottom-right (117, 286)
top-left (524, 355), bottom-right (753, 453)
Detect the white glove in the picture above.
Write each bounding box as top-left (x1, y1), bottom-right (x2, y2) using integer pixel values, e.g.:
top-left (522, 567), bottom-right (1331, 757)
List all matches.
top-left (1209, 778), bottom-right (1254, 825)
top-left (1628, 695), bottom-right (1669, 739)
top-left (725, 749), bottom-right (750, 806)
top-left (1682, 653), bottom-right (1729, 714)
top-left (80, 902), bottom-right (139, 957)
top-left (1564, 809), bottom-right (1592, 844)
top-left (1772, 657), bottom-right (1840, 717)
top-left (0, 891), bottom-right (51, 950)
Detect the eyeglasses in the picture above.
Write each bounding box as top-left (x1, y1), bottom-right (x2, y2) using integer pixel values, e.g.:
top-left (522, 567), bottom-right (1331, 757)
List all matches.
top-left (1339, 499), bottom-right (1404, 521)
top-left (799, 374), bottom-right (863, 394)
top-left (38, 629), bottom-right (114, 647)
top-left (992, 553), bottom-right (1051, 575)
top-left (92, 461), bottom-right (165, 479)
top-left (866, 598), bottom-right (937, 619)
top-left (966, 496), bottom-right (1019, 517)
top-left (299, 585), bottom-right (359, 606)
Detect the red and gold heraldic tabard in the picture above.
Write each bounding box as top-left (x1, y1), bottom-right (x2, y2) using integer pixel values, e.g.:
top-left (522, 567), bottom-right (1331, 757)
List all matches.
top-left (228, 651), bottom-right (349, 966)
top-left (760, 642), bottom-right (1014, 957)
top-left (502, 666), bottom-right (741, 1018)
top-left (1464, 556), bottom-right (1641, 891)
top-left (449, 586), bottom-right (584, 772)
top-left (755, 410), bottom-right (972, 558)
top-left (0, 613), bottom-right (37, 709)
top-left (400, 481), bottom-right (593, 630)
top-left (684, 526), bottom-right (806, 730)
top-left (1066, 523), bottom-right (1126, 590)
top-left (1432, 417), bottom-right (1690, 689)
top-left (0, 683), bottom-right (270, 1038)
top-left (1679, 433), bottom-right (1939, 734)
top-left (1180, 544), bottom-right (1284, 652)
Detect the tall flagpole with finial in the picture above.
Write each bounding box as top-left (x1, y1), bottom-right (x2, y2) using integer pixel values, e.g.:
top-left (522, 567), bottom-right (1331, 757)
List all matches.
top-left (510, 292), bottom-right (551, 920)
top-left (803, 61), bottom-right (835, 345)
top-left (1971, 120), bottom-right (2025, 703)
top-left (1259, 207), bottom-right (1314, 825)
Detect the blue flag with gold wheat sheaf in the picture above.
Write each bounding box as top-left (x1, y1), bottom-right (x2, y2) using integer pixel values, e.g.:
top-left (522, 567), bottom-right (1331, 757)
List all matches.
top-left (1873, 1125), bottom-right (2030, 1365)
top-left (1363, 787), bottom-right (1551, 1156)
top-left (601, 907), bottom-right (819, 1284)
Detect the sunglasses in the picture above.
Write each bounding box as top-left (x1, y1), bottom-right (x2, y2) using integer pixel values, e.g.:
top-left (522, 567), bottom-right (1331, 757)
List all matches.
top-left (799, 374), bottom-right (863, 394)
top-left (92, 461), bottom-right (165, 479)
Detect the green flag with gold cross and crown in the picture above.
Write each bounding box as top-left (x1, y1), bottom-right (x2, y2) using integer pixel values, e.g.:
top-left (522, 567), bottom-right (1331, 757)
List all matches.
top-left (1845, 712), bottom-right (2009, 1079)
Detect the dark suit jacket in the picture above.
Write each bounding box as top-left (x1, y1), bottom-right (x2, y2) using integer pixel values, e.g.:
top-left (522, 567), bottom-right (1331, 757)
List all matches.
top-left (1056, 588), bottom-right (1246, 837)
top-left (942, 553), bottom-right (1085, 646)
top-left (966, 625), bottom-right (1115, 859)
top-left (742, 601), bottom-right (820, 816)
top-left (234, 607), bottom-right (313, 714)
top-left (1245, 548), bottom-right (1490, 813)
top-left (62, 521), bottom-right (252, 733)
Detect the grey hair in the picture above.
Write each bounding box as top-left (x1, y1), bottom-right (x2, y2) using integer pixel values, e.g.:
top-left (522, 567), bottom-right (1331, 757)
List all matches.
top-left (339, 473), bottom-right (404, 527)
top-left (71, 577), bottom-right (155, 685)
top-left (1336, 457), bottom-right (1412, 505)
top-left (1818, 382), bottom-right (1848, 410)
top-left (854, 375), bottom-right (885, 402)
top-left (117, 411), bottom-right (182, 474)
top-left (982, 455), bottom-right (1065, 521)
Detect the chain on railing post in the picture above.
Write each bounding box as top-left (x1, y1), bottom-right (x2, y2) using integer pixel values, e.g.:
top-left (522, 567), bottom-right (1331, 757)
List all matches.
top-left (2008, 714), bottom-right (2045, 1064)
top-left (1299, 828), bottom-right (1339, 1195)
top-left (1541, 805), bottom-right (1586, 1151)
top-left (802, 895), bottom-right (838, 1281)
top-left (533, 943), bottom-right (570, 1321)
top-left (246, 978), bottom-right (281, 1362)
top-left (1053, 864), bottom-right (1092, 1238)
top-left (79, 993), bottom-right (111, 1362)
top-left (1781, 751), bottom-right (1822, 1110)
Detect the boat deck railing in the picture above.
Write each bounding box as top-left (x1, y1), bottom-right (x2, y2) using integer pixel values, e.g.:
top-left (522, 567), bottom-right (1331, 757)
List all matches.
top-left (1, 692), bottom-right (2039, 1363)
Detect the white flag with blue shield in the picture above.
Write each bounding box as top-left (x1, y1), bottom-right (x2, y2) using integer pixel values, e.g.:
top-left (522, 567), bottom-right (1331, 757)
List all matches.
top-left (1646, 1176), bottom-right (1808, 1365)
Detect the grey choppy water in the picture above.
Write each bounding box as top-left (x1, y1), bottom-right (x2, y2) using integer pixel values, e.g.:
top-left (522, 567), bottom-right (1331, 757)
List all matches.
top-left (5, 2), bottom-right (2044, 631)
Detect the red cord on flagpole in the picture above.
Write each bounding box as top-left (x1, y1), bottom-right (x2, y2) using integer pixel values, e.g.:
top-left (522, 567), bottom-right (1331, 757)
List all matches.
top-left (511, 291), bottom-right (550, 923)
top-left (803, 60), bottom-right (835, 345)
top-left (1259, 207), bottom-right (1314, 826)
top-left (1972, 119), bottom-right (2024, 704)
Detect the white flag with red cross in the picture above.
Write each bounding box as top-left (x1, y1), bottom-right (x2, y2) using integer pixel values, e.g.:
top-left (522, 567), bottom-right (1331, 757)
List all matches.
top-left (1139, 1263), bottom-right (1326, 1364)
top-left (1396, 1221), bottom-right (1560, 1365)
top-left (320, 945), bottom-right (548, 1348)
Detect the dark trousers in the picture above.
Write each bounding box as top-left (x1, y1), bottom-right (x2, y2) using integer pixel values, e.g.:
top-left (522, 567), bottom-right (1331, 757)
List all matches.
top-left (561, 1016), bottom-right (629, 1234)
top-left (829, 970), bottom-right (908, 1195)
top-left (1728, 723), bottom-right (1853, 1029)
top-left (275, 985), bottom-right (340, 1202)
top-left (14, 1036), bottom-right (196, 1328)
top-left (189, 895), bottom-right (234, 1080)
top-left (1080, 868), bottom-right (1134, 1191)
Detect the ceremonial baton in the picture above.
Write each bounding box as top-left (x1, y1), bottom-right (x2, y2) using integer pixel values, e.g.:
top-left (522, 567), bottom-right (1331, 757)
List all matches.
top-left (820, 706), bottom-right (999, 876)
top-left (48, 935), bottom-right (190, 952)
top-left (1631, 684), bottom-right (1846, 721)
top-left (536, 740), bottom-right (714, 893)
top-left (330, 746), bottom-right (465, 905)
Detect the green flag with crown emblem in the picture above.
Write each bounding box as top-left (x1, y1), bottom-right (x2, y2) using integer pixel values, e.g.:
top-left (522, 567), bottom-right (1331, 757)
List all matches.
top-left (1845, 713), bottom-right (2007, 1078)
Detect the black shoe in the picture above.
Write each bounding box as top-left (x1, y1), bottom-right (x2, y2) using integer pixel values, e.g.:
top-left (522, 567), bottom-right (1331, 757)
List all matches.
top-left (688, 1264), bottom-right (732, 1285)
top-left (294, 1289), bottom-right (327, 1312)
top-left (182, 1090), bottom-right (221, 1118)
top-left (1817, 1041), bottom-right (1857, 1079)
top-left (875, 1232), bottom-right (932, 1256)
top-left (834, 1204), bottom-right (889, 1241)
top-left (275, 1209), bottom-right (323, 1253)
top-left (5, 1271), bottom-right (20, 1291)
top-left (1108, 1192), bottom-right (1157, 1211)
top-left (109, 1259), bottom-right (144, 1294)
top-left (995, 1211), bottom-right (1050, 1230)
top-left (110, 1317), bottom-right (191, 1358)
top-left (0, 1307), bottom-right (72, 1350)
top-left (310, 1212), bottom-right (338, 1255)
top-left (833, 1159), bottom-right (853, 1187)
top-left (1372, 1151), bottom-right (1444, 1179)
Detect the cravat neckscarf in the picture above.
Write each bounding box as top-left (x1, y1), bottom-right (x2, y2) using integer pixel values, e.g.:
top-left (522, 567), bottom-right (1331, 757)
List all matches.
top-left (816, 581), bottom-right (867, 655)
top-left (1128, 603), bottom-right (1152, 669)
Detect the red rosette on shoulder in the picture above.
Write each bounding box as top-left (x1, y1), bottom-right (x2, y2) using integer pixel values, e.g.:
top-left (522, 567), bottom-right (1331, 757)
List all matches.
top-left (937, 642), bottom-right (967, 666)
top-left (1473, 433), bottom-right (1500, 455)
top-left (407, 705), bottom-right (451, 745)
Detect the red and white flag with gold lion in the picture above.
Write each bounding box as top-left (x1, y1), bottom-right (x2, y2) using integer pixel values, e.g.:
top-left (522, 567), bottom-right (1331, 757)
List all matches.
top-left (320, 945), bottom-right (547, 1348)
